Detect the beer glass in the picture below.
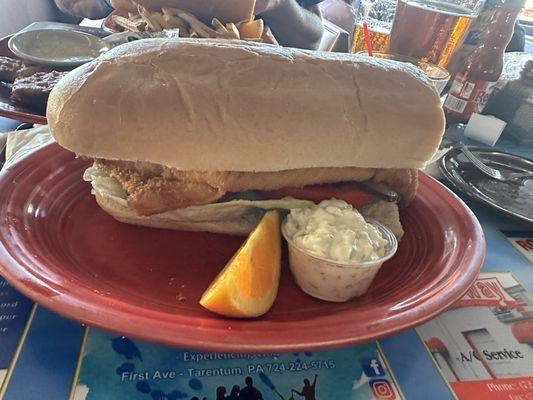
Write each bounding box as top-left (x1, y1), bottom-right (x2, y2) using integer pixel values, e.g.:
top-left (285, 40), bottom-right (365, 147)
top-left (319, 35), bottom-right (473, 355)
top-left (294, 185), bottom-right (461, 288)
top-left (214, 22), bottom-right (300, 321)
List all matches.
top-left (351, 0), bottom-right (397, 53)
top-left (389, 0), bottom-right (485, 68)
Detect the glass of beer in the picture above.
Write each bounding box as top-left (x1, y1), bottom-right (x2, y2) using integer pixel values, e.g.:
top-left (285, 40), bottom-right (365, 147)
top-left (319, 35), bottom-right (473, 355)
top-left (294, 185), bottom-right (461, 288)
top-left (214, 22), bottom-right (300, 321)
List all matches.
top-left (351, 0), bottom-right (397, 53)
top-left (388, 0), bottom-right (484, 68)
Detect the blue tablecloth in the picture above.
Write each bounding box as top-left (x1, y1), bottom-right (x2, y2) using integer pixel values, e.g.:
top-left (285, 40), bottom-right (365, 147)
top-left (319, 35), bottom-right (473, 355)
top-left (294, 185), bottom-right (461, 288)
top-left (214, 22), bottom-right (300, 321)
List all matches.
top-left (0, 118), bottom-right (532, 400)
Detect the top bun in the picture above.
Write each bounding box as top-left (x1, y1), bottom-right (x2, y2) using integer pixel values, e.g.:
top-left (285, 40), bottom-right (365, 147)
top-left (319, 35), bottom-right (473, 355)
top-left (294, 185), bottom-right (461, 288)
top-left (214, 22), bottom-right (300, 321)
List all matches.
top-left (47, 39), bottom-right (445, 172)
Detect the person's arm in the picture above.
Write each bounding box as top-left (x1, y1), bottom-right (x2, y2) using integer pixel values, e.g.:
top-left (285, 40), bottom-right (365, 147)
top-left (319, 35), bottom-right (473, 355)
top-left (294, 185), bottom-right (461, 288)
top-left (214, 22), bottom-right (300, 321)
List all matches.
top-left (54, 0), bottom-right (112, 18)
top-left (292, 388), bottom-right (304, 396)
top-left (312, 374), bottom-right (318, 387)
top-left (256, 0), bottom-right (324, 50)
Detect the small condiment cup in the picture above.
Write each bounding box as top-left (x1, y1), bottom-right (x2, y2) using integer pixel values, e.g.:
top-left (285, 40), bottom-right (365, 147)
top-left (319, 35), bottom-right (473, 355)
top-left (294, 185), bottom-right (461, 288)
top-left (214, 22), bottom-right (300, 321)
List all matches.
top-left (281, 220), bottom-right (398, 302)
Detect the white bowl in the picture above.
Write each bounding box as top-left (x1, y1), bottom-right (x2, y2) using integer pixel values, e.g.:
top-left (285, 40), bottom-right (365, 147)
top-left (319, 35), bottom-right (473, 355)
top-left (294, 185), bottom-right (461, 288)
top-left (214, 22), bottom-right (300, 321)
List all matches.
top-left (8, 29), bottom-right (106, 67)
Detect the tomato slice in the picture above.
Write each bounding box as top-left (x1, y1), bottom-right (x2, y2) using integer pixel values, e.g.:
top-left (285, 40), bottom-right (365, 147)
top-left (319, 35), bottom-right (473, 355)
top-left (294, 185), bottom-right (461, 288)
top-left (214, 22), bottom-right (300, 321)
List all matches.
top-left (258, 184), bottom-right (376, 209)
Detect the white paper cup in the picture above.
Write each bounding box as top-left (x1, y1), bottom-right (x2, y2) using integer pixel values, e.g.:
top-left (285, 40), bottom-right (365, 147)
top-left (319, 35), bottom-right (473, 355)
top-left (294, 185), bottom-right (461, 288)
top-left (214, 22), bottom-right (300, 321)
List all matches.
top-left (282, 221), bottom-right (398, 302)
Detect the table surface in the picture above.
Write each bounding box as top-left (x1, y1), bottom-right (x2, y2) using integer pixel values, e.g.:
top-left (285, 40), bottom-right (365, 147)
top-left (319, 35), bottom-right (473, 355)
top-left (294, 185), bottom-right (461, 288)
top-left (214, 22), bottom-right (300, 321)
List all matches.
top-left (0, 117), bottom-right (532, 400)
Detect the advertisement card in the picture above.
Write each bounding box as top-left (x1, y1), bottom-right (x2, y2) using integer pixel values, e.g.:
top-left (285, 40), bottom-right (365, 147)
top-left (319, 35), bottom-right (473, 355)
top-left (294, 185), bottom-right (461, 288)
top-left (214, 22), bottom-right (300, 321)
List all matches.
top-left (502, 231), bottom-right (533, 264)
top-left (417, 272), bottom-right (533, 400)
top-left (71, 329), bottom-right (403, 400)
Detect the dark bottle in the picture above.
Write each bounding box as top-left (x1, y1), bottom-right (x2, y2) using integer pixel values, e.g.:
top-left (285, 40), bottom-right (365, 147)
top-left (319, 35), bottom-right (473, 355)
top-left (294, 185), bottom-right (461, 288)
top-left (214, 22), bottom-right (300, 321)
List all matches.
top-left (443, 0), bottom-right (526, 124)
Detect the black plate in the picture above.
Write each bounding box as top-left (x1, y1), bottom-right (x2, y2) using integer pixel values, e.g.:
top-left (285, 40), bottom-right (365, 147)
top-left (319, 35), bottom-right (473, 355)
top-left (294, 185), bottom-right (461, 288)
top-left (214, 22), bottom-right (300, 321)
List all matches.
top-left (439, 146), bottom-right (533, 226)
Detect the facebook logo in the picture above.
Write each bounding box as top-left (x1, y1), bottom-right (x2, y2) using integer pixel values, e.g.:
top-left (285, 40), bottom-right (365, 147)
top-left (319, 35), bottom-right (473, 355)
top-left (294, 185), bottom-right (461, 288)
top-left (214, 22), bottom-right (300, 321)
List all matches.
top-left (361, 357), bottom-right (385, 377)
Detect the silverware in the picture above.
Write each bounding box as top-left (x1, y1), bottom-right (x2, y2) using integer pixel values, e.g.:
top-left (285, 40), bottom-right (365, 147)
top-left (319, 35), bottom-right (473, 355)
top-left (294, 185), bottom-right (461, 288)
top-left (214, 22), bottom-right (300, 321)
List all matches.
top-left (439, 146), bottom-right (533, 225)
top-left (485, 159), bottom-right (533, 173)
top-left (458, 143), bottom-right (533, 182)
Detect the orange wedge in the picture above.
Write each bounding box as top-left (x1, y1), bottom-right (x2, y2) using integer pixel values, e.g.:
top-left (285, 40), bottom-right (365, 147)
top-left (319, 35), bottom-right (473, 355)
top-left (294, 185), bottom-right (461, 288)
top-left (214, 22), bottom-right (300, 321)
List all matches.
top-left (200, 211), bottom-right (281, 318)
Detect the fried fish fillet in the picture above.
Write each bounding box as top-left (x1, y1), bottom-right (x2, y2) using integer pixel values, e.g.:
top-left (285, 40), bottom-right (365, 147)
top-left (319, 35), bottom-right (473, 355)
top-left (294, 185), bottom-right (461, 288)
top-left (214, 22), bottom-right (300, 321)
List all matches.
top-left (95, 160), bottom-right (417, 215)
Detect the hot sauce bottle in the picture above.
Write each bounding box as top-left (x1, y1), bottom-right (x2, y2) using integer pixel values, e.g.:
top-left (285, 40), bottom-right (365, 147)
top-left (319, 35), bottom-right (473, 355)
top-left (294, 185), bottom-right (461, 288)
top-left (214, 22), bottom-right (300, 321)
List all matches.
top-left (443, 0), bottom-right (526, 124)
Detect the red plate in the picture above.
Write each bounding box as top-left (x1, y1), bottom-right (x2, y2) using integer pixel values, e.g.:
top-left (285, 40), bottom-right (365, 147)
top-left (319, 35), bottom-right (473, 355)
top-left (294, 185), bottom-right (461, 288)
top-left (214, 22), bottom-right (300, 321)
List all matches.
top-left (0, 144), bottom-right (485, 352)
top-left (0, 35), bottom-right (48, 125)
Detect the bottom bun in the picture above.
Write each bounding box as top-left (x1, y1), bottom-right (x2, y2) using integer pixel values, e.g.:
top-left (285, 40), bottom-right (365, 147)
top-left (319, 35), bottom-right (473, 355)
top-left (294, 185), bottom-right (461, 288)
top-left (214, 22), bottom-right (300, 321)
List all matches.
top-left (95, 193), bottom-right (260, 236)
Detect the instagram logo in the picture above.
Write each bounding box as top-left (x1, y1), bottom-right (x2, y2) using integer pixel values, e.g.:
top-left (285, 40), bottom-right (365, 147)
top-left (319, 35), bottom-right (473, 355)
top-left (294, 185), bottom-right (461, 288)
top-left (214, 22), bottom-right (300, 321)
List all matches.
top-left (369, 379), bottom-right (396, 399)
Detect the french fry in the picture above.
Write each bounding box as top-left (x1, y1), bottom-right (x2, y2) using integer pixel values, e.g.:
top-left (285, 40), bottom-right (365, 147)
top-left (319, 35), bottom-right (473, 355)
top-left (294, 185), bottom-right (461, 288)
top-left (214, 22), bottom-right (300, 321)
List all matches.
top-left (120, 4), bottom-right (273, 43)
top-left (150, 11), bottom-right (169, 29)
top-left (161, 7), bottom-right (173, 19)
top-left (138, 5), bottom-right (162, 31)
top-left (212, 18), bottom-right (241, 39)
top-left (162, 8), bottom-right (190, 33)
top-left (225, 23), bottom-right (241, 40)
top-left (211, 18), bottom-right (229, 34)
top-left (262, 26), bottom-right (279, 45)
top-left (128, 0), bottom-right (142, 14)
top-left (112, 15), bottom-right (146, 32)
top-left (164, 15), bottom-right (189, 33)
top-left (165, 8), bottom-right (218, 38)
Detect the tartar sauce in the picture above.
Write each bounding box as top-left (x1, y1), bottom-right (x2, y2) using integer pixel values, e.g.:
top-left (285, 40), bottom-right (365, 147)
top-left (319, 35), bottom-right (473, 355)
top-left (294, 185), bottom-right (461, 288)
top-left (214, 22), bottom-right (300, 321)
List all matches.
top-left (283, 199), bottom-right (388, 263)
